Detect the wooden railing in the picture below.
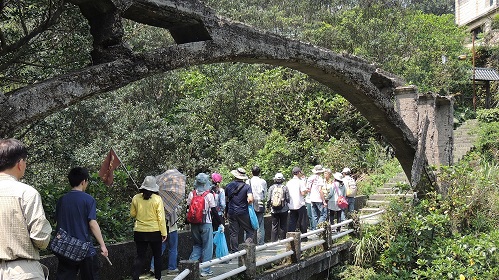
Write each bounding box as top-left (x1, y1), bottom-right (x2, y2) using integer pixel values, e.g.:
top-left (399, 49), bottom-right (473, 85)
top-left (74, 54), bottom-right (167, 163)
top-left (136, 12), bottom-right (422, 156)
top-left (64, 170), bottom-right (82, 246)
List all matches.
top-left (174, 209), bottom-right (384, 280)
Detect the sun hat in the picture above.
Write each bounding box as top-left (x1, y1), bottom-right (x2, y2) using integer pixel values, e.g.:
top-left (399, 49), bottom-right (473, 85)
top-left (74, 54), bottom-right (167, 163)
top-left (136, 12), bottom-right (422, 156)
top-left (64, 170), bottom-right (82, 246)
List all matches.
top-left (139, 176), bottom-right (160, 192)
top-left (211, 173), bottom-right (222, 183)
top-left (292, 167), bottom-right (302, 175)
top-left (274, 173), bottom-right (285, 181)
top-left (324, 168), bottom-right (332, 174)
top-left (311, 164), bottom-right (325, 174)
top-left (194, 173), bottom-right (211, 191)
top-left (342, 167), bottom-right (351, 174)
top-left (230, 167), bottom-right (248, 180)
top-left (333, 172), bottom-right (343, 181)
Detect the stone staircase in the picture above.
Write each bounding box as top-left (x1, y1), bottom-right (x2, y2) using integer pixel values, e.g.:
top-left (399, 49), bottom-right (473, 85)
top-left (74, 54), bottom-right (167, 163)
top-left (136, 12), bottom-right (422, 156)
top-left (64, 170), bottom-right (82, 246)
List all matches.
top-left (359, 118), bottom-right (480, 224)
top-left (453, 119), bottom-right (479, 163)
top-left (359, 172), bottom-right (411, 224)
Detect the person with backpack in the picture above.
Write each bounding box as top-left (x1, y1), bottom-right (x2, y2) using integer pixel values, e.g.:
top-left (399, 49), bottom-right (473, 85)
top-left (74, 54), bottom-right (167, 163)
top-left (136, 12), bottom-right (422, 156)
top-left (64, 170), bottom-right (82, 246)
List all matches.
top-left (267, 173), bottom-right (290, 242)
top-left (326, 172), bottom-right (346, 232)
top-left (342, 167), bottom-right (357, 215)
top-left (210, 172), bottom-right (226, 231)
top-left (247, 166), bottom-right (267, 245)
top-left (225, 167), bottom-right (254, 253)
top-left (186, 173), bottom-right (223, 277)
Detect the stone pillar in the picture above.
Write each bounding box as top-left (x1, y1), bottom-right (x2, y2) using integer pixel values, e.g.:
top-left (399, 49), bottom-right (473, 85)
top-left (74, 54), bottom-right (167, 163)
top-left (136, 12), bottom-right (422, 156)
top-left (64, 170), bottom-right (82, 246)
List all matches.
top-left (179, 260), bottom-right (199, 280)
top-left (285, 232), bottom-right (301, 263)
top-left (394, 86), bottom-right (419, 136)
top-left (417, 94), bottom-right (454, 166)
top-left (239, 243), bottom-right (256, 279)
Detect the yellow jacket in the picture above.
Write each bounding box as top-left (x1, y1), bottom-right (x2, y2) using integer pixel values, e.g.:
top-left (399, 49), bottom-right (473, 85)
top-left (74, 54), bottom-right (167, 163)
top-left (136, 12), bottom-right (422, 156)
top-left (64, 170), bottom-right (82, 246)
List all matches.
top-left (130, 193), bottom-right (167, 236)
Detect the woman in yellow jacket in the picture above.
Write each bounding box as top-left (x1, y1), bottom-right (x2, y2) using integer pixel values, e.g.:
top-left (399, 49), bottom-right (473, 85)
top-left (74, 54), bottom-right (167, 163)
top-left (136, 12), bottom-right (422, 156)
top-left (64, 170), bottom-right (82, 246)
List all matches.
top-left (131, 176), bottom-right (167, 280)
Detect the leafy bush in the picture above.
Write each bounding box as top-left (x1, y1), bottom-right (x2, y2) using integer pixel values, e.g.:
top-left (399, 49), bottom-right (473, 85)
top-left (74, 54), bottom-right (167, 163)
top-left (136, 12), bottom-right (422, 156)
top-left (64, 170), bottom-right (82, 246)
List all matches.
top-left (492, 14), bottom-right (499, 30)
top-left (477, 108), bottom-right (499, 123)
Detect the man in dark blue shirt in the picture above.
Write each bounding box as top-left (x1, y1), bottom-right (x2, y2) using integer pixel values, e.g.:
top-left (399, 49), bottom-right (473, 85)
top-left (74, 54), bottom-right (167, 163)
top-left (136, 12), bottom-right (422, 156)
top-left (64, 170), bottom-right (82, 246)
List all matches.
top-left (225, 167), bottom-right (254, 253)
top-left (55, 167), bottom-right (108, 279)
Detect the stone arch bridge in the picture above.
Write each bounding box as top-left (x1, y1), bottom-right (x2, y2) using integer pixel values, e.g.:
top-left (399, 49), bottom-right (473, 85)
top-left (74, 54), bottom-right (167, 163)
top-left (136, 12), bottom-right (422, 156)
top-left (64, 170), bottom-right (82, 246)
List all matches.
top-left (0, 0), bottom-right (455, 191)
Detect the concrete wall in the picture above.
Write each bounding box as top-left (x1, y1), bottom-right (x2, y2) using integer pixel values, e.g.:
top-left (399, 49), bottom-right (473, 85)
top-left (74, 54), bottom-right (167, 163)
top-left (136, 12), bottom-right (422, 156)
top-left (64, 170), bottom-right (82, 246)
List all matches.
top-left (394, 86), bottom-right (454, 168)
top-left (456, 0), bottom-right (499, 31)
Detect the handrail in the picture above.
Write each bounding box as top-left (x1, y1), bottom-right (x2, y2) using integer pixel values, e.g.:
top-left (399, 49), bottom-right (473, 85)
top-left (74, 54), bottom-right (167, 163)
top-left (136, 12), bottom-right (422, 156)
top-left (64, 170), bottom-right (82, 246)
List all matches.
top-left (301, 227), bottom-right (325, 238)
top-left (300, 239), bottom-right (325, 251)
top-left (255, 237), bottom-right (294, 252)
top-left (208, 265), bottom-right (247, 280)
top-left (178, 209), bottom-right (386, 280)
top-left (331, 229), bottom-right (354, 240)
top-left (199, 250), bottom-right (247, 269)
top-left (330, 219), bottom-right (353, 230)
top-left (256, 250), bottom-right (294, 266)
top-left (173, 269), bottom-right (190, 280)
top-left (359, 209), bottom-right (385, 219)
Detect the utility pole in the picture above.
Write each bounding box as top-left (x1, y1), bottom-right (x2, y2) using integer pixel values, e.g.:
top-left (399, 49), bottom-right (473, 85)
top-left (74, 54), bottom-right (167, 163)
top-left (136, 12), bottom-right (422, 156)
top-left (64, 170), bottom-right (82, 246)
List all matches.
top-left (472, 32), bottom-right (476, 111)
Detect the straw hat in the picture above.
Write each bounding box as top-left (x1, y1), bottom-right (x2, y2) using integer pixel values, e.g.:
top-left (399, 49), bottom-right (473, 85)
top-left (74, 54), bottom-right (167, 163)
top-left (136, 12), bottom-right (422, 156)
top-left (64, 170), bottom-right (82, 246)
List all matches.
top-left (230, 167), bottom-right (248, 180)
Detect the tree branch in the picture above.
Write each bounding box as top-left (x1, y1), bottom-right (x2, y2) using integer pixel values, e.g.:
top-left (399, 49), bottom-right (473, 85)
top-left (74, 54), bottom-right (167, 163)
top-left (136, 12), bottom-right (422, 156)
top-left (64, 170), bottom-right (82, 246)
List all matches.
top-left (0, 0), bottom-right (65, 57)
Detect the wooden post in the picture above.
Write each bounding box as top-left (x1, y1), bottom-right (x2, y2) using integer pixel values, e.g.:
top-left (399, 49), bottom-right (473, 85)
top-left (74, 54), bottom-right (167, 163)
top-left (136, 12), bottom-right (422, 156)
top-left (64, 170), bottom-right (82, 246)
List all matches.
top-left (322, 224), bottom-right (330, 251)
top-left (286, 232), bottom-right (301, 263)
top-left (239, 242), bottom-right (256, 279)
top-left (179, 260), bottom-right (199, 280)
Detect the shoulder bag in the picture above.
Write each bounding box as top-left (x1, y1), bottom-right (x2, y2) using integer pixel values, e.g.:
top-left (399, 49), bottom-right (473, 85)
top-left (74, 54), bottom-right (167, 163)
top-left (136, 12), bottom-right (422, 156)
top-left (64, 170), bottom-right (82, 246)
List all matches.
top-left (50, 228), bottom-right (92, 262)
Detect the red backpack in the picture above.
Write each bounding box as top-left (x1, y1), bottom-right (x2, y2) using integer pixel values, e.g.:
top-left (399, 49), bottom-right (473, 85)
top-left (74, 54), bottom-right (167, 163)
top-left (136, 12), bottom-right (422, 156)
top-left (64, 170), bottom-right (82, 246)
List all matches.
top-left (187, 190), bottom-right (210, 224)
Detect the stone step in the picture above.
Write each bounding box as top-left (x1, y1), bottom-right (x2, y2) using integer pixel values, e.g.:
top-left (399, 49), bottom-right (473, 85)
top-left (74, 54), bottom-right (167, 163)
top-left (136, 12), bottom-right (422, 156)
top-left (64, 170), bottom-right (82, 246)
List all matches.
top-left (366, 200), bottom-right (390, 207)
top-left (359, 207), bottom-right (384, 213)
top-left (369, 193), bottom-right (413, 200)
top-left (360, 218), bottom-right (382, 225)
top-left (376, 187), bottom-right (398, 194)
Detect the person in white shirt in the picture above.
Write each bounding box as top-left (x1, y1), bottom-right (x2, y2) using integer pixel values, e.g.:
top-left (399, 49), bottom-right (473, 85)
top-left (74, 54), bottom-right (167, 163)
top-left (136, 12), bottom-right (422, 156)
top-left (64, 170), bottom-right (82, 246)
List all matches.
top-left (0, 138), bottom-right (52, 280)
top-left (342, 167), bottom-right (357, 215)
top-left (307, 165), bottom-right (327, 230)
top-left (287, 167), bottom-right (309, 236)
top-left (247, 166), bottom-right (267, 245)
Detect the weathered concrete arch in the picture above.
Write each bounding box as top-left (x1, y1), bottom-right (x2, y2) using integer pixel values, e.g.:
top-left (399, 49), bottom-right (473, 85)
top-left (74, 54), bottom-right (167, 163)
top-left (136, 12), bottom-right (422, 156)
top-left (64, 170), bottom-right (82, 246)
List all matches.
top-left (0, 0), bottom-right (427, 186)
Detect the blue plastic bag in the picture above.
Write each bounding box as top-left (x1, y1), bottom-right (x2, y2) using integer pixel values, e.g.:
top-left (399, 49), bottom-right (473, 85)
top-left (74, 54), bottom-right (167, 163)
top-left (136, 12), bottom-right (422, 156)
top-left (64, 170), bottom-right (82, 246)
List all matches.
top-left (213, 228), bottom-right (229, 258)
top-left (248, 204), bottom-right (259, 230)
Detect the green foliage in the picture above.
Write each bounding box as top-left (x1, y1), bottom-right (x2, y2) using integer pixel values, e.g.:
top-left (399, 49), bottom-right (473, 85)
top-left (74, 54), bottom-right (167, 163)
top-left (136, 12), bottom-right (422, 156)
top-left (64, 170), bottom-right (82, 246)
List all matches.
top-left (492, 14), bottom-right (499, 30)
top-left (348, 143), bottom-right (499, 279)
top-left (476, 121), bottom-right (499, 162)
top-left (454, 106), bottom-right (477, 127)
top-left (0, 1), bottom-right (91, 92)
top-left (477, 108), bottom-right (499, 123)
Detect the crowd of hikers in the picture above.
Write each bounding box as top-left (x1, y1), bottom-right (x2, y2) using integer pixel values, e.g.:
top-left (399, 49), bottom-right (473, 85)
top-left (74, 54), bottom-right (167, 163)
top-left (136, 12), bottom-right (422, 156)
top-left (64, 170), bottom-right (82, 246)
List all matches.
top-left (0, 137), bottom-right (358, 279)
top-left (180, 164), bottom-right (357, 277)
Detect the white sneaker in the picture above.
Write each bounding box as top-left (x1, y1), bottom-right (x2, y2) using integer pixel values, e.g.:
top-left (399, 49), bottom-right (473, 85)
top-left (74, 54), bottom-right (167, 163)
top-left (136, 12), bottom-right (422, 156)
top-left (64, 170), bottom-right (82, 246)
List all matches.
top-left (200, 271), bottom-right (214, 277)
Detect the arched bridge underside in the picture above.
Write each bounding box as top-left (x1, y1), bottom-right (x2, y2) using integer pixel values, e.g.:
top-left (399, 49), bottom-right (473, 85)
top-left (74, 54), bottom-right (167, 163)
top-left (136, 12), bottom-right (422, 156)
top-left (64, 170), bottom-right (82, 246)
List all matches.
top-left (0, 0), bottom-right (424, 185)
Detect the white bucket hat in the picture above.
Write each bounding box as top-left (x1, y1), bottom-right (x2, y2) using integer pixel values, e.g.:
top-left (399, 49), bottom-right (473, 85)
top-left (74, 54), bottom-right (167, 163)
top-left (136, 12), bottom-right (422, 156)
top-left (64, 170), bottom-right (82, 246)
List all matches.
top-left (274, 173), bottom-right (285, 181)
top-left (139, 176), bottom-right (159, 192)
top-left (312, 164), bottom-right (325, 174)
top-left (342, 167), bottom-right (351, 174)
top-left (333, 172), bottom-right (343, 181)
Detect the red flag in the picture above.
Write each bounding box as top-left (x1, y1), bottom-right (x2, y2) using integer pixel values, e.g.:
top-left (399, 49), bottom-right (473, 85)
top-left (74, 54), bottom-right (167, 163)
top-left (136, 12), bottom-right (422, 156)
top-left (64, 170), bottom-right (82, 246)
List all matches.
top-left (99, 148), bottom-right (121, 186)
